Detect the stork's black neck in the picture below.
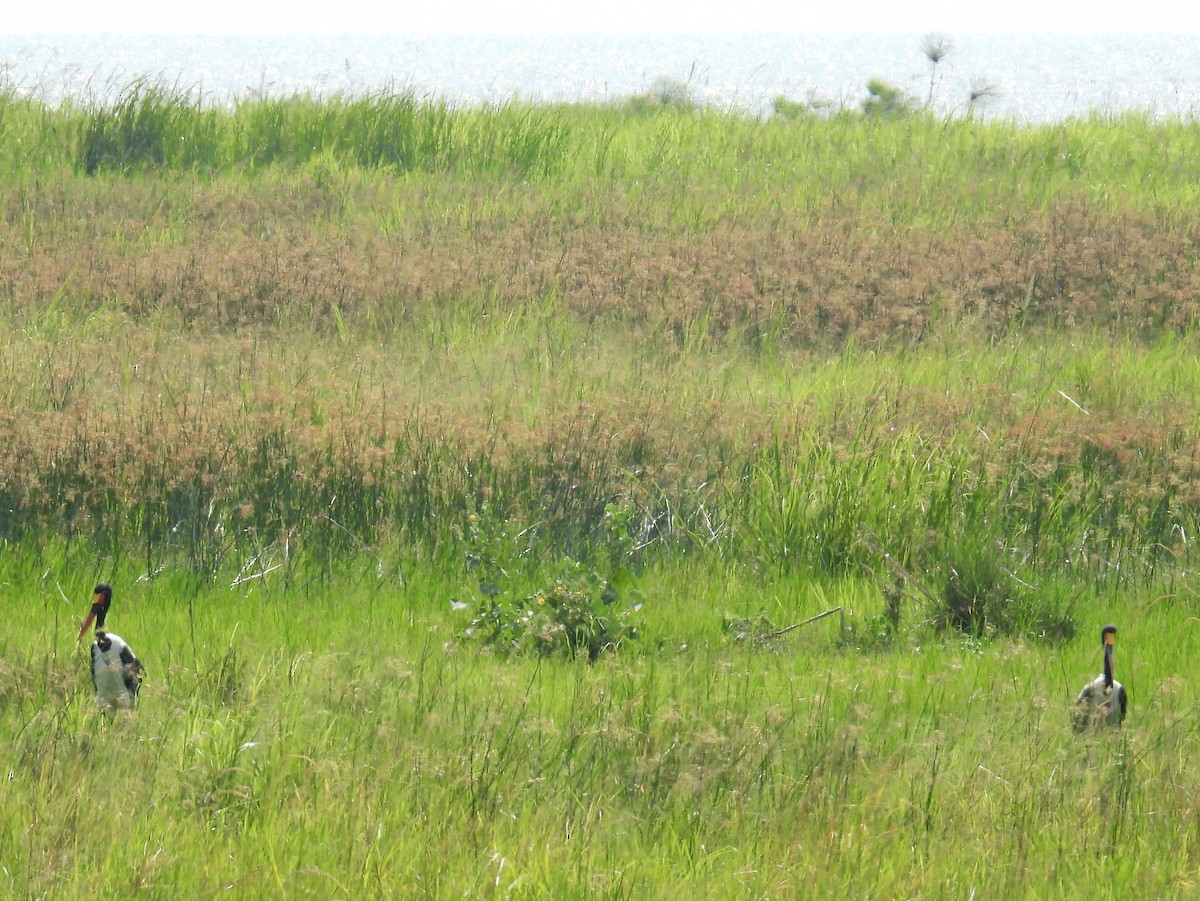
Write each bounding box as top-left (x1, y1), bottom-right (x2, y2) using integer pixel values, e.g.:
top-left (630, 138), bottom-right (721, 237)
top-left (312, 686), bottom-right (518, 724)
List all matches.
top-left (1103, 643), bottom-right (1114, 688)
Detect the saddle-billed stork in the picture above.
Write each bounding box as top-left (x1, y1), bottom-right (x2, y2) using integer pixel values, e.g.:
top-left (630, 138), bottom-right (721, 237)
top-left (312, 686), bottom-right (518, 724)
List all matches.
top-left (1072, 624), bottom-right (1127, 731)
top-left (77, 583), bottom-right (143, 716)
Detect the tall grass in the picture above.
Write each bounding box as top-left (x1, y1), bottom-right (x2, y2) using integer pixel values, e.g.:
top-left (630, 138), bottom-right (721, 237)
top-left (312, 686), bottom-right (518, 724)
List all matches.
top-left (4, 562), bottom-right (1200, 897)
top-left (3, 80), bottom-right (1200, 207)
top-left (0, 317), bottom-right (1195, 635)
top-left (68, 82), bottom-right (573, 179)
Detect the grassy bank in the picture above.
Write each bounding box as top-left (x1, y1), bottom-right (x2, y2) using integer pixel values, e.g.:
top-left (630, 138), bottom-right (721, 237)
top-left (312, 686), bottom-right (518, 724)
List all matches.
top-left (2, 84), bottom-right (1200, 895)
top-left (4, 564), bottom-right (1200, 897)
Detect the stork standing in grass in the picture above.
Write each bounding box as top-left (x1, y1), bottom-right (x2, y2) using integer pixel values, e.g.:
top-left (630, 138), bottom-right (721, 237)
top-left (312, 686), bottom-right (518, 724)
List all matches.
top-left (77, 583), bottom-right (143, 716)
top-left (1073, 624), bottom-right (1127, 731)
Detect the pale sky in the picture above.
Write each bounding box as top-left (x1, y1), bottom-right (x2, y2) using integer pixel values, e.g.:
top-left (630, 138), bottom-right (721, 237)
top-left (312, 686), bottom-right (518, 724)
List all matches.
top-left (4, 0), bottom-right (1200, 35)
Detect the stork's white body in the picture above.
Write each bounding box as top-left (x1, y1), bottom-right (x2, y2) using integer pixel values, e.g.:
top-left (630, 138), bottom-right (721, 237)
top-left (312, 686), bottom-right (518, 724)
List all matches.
top-left (1073, 673), bottom-right (1127, 729)
top-left (91, 631), bottom-right (142, 715)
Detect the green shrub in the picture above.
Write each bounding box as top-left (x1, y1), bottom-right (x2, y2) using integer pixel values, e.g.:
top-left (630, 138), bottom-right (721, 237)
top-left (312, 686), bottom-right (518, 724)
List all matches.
top-left (621, 77), bottom-right (698, 115)
top-left (454, 506), bottom-right (643, 660)
top-left (463, 574), bottom-right (640, 660)
top-left (861, 78), bottom-right (916, 117)
top-left (771, 95), bottom-right (812, 121)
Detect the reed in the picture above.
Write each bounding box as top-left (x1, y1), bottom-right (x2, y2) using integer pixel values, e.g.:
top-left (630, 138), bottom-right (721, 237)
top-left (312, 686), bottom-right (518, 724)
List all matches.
top-left (0, 317), bottom-right (1194, 638)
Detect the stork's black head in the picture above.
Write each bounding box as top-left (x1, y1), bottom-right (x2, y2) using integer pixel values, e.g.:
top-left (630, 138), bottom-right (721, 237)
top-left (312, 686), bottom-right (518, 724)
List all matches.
top-left (1101, 624), bottom-right (1117, 646)
top-left (92, 583), bottom-right (113, 629)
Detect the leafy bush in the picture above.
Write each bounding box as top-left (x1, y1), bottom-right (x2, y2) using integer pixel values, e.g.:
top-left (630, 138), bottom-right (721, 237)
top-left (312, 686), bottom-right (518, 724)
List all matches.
top-left (771, 96), bottom-right (812, 121)
top-left (861, 78), bottom-right (916, 117)
top-left (455, 506), bottom-right (643, 660)
top-left (620, 77), bottom-right (698, 115)
top-left (464, 574), bottom-right (640, 660)
top-left (720, 611), bottom-right (794, 651)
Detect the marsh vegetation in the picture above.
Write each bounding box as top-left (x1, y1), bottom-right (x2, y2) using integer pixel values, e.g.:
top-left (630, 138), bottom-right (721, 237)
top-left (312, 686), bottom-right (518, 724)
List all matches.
top-left (2, 82), bottom-right (1200, 896)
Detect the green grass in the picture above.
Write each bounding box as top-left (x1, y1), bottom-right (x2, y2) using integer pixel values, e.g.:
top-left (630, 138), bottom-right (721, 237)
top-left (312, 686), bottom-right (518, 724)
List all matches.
top-left (5, 81), bottom-right (1200, 214)
top-left (4, 563), bottom-right (1200, 897)
top-left (3, 81), bottom-right (1200, 896)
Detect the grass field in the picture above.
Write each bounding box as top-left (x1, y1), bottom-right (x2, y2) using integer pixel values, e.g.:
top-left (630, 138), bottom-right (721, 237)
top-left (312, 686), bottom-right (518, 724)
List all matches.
top-left (6, 568), bottom-right (1200, 897)
top-left (2, 82), bottom-right (1200, 897)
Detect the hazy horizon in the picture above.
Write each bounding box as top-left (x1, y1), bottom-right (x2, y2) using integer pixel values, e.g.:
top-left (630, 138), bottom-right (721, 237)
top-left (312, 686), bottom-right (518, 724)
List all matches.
top-left (4, 0), bottom-right (1198, 36)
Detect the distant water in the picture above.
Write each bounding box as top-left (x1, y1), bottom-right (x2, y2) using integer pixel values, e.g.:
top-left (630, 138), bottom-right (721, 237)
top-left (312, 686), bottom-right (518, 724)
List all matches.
top-left (2, 32), bottom-right (1200, 122)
